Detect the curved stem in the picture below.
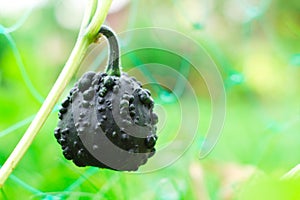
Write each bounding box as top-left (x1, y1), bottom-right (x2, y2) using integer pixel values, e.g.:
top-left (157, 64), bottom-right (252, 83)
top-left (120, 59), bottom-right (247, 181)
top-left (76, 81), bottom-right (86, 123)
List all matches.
top-left (99, 25), bottom-right (121, 76)
top-left (0, 0), bottom-right (112, 188)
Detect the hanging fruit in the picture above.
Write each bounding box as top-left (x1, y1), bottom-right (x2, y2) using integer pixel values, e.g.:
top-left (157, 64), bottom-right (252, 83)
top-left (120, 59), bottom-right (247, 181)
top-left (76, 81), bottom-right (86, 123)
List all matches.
top-left (54, 26), bottom-right (158, 171)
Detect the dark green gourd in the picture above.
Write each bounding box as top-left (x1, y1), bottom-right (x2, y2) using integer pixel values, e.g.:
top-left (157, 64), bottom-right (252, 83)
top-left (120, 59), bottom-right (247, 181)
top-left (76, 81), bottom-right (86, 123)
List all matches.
top-left (54, 26), bottom-right (158, 171)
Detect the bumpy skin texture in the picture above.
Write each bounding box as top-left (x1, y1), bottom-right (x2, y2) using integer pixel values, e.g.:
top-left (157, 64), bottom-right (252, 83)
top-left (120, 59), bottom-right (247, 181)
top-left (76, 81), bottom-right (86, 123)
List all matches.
top-left (55, 71), bottom-right (158, 171)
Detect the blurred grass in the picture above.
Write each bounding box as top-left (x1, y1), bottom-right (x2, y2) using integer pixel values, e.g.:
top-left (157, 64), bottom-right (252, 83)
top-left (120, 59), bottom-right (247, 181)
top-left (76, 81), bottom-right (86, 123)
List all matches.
top-left (1, 0), bottom-right (300, 199)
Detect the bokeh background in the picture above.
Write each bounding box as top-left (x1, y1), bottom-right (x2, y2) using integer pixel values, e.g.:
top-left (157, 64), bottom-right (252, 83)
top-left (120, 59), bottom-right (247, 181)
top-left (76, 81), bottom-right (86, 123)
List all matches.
top-left (1, 0), bottom-right (300, 199)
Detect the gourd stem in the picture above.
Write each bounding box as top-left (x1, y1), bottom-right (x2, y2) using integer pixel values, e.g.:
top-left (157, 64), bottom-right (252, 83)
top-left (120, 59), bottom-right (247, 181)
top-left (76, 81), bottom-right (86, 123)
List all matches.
top-left (99, 25), bottom-right (121, 77)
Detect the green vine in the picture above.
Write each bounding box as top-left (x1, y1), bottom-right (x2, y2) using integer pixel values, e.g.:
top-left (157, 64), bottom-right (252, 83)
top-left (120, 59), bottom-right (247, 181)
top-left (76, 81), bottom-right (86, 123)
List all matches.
top-left (0, 0), bottom-right (112, 188)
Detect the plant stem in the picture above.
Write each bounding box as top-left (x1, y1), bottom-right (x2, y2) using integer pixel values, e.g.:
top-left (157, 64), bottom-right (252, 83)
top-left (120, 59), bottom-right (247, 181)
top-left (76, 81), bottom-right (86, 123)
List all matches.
top-left (0, 0), bottom-right (112, 188)
top-left (79, 0), bottom-right (97, 36)
top-left (99, 25), bottom-right (121, 76)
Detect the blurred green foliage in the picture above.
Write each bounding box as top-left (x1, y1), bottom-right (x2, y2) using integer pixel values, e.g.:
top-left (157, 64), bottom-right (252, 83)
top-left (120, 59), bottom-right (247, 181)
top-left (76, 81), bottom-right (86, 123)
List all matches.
top-left (1, 0), bottom-right (300, 199)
